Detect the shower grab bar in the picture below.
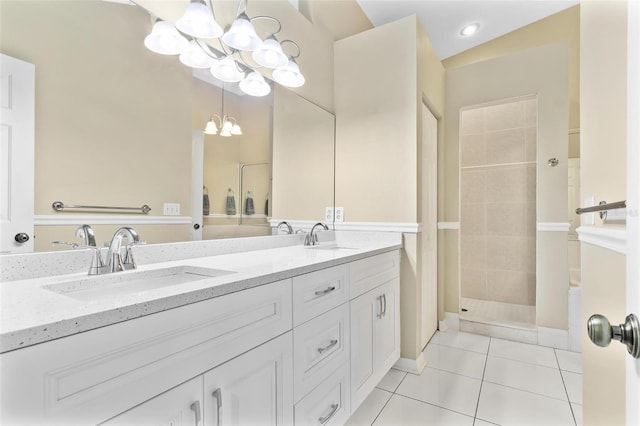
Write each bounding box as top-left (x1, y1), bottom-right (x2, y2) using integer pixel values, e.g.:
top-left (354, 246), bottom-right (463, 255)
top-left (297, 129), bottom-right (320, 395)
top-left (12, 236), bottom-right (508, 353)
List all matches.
top-left (52, 201), bottom-right (151, 214)
top-left (575, 200), bottom-right (626, 215)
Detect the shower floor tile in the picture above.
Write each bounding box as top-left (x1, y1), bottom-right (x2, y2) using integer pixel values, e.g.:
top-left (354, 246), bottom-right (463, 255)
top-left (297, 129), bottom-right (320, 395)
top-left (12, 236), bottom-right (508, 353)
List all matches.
top-left (460, 297), bottom-right (536, 329)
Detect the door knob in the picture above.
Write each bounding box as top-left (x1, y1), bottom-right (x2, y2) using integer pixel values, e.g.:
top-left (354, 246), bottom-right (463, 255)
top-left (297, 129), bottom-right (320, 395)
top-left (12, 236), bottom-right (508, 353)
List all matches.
top-left (14, 233), bottom-right (30, 243)
top-left (587, 313), bottom-right (640, 358)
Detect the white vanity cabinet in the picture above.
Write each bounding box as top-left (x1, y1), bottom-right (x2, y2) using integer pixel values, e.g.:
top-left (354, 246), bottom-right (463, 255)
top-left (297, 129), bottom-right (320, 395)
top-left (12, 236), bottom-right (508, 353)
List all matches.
top-left (103, 376), bottom-right (204, 426)
top-left (349, 253), bottom-right (401, 411)
top-left (0, 247), bottom-right (401, 426)
top-left (104, 333), bottom-right (293, 426)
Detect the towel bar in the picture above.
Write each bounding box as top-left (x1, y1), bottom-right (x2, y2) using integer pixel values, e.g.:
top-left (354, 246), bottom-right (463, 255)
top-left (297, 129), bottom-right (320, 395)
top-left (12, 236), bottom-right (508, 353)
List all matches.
top-left (52, 201), bottom-right (151, 214)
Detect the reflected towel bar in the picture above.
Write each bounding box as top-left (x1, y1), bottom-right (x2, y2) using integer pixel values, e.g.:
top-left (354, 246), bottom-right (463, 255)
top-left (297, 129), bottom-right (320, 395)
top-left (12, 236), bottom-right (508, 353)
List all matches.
top-left (52, 201), bottom-right (151, 214)
top-left (575, 200), bottom-right (626, 215)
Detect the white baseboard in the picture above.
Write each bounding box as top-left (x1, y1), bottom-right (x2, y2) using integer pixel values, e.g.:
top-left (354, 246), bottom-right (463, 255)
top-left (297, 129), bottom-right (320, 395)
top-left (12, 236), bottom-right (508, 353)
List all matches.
top-left (538, 326), bottom-right (569, 350)
top-left (440, 312), bottom-right (460, 331)
top-left (394, 353), bottom-right (426, 375)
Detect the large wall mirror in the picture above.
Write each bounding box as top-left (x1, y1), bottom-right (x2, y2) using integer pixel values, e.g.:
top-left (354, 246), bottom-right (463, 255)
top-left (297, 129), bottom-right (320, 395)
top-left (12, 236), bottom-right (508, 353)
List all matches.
top-left (0, 0), bottom-right (335, 252)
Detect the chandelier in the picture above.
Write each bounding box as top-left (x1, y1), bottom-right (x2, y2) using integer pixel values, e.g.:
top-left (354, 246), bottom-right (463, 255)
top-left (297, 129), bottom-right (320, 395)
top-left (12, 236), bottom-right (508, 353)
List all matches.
top-left (204, 86), bottom-right (242, 137)
top-left (142, 0), bottom-right (305, 97)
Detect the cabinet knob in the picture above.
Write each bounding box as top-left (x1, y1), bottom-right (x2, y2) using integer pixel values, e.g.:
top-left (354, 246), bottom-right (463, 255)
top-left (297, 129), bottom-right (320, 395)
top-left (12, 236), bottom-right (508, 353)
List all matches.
top-left (587, 313), bottom-right (640, 358)
top-left (14, 233), bottom-right (30, 243)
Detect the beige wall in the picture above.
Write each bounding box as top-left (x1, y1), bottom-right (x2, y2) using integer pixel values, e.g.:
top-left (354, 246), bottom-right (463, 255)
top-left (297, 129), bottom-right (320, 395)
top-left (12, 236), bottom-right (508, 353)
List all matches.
top-left (443, 6), bottom-right (580, 158)
top-left (580, 1), bottom-right (628, 424)
top-left (272, 86), bottom-right (335, 222)
top-left (445, 43), bottom-right (569, 329)
top-left (335, 15), bottom-right (445, 361)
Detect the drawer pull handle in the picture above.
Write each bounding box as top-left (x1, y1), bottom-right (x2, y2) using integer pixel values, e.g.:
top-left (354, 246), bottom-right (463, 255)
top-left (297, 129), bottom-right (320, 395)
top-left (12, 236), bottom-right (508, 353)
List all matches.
top-left (212, 388), bottom-right (222, 426)
top-left (319, 403), bottom-right (339, 424)
top-left (377, 295), bottom-right (384, 319)
top-left (315, 286), bottom-right (336, 297)
top-left (382, 293), bottom-right (387, 318)
top-left (190, 400), bottom-right (202, 425)
top-left (317, 339), bottom-right (338, 354)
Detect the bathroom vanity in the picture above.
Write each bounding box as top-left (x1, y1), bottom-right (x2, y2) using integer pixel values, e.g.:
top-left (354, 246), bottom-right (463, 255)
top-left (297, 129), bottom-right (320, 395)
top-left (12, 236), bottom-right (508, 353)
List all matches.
top-left (0, 233), bottom-right (401, 425)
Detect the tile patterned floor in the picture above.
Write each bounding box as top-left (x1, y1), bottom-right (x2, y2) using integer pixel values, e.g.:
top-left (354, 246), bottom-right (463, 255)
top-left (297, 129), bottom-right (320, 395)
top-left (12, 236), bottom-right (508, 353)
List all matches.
top-left (345, 330), bottom-right (583, 426)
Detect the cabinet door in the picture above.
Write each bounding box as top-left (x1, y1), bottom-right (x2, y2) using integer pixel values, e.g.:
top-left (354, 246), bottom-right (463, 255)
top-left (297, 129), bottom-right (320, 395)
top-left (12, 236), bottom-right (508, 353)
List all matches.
top-left (102, 376), bottom-right (203, 426)
top-left (203, 332), bottom-right (293, 426)
top-left (375, 278), bottom-right (400, 375)
top-left (349, 290), bottom-right (378, 411)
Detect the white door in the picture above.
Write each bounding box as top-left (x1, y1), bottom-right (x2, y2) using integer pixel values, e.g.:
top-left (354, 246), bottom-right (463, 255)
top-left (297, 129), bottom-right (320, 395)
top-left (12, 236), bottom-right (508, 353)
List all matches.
top-left (626, 2), bottom-right (640, 423)
top-left (103, 377), bottom-right (203, 426)
top-left (421, 103), bottom-right (438, 348)
top-left (203, 333), bottom-right (293, 426)
top-left (0, 54), bottom-right (34, 253)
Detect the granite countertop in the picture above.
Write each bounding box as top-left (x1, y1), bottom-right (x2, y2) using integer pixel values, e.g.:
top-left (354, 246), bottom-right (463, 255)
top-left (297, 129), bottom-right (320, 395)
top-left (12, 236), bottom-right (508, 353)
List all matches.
top-left (0, 232), bottom-right (402, 353)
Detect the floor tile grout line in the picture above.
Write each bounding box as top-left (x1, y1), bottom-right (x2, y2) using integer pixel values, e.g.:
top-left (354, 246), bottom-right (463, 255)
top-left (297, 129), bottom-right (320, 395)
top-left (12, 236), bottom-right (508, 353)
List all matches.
top-left (555, 348), bottom-right (579, 426)
top-left (388, 392), bottom-right (477, 421)
top-left (432, 341), bottom-right (490, 355)
top-left (369, 392), bottom-right (394, 426)
top-left (488, 353), bottom-right (558, 370)
top-left (473, 336), bottom-right (491, 421)
top-left (481, 379), bottom-right (571, 403)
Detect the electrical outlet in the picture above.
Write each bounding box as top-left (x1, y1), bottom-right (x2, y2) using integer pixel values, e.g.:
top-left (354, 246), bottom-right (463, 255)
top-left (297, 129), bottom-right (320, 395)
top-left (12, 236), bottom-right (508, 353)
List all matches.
top-left (334, 207), bottom-right (344, 223)
top-left (325, 207), bottom-right (334, 222)
top-left (163, 203), bottom-right (181, 216)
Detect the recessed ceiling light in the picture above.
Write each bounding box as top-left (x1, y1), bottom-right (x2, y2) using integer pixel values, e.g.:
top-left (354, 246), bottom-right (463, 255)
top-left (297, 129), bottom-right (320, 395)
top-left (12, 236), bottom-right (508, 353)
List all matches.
top-left (460, 23), bottom-right (480, 37)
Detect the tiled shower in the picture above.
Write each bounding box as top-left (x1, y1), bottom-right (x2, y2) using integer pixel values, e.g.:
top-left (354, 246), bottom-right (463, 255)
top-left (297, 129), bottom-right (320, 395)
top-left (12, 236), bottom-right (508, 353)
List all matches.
top-left (459, 96), bottom-right (537, 329)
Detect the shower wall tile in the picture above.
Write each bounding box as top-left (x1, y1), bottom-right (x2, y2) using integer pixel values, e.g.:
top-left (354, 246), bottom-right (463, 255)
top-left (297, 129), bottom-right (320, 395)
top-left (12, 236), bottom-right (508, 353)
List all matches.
top-left (486, 237), bottom-right (527, 271)
top-left (526, 237), bottom-right (537, 274)
top-left (527, 273), bottom-right (537, 306)
top-left (461, 108), bottom-right (485, 135)
top-left (526, 203), bottom-right (537, 237)
top-left (461, 268), bottom-right (488, 300)
top-left (461, 133), bottom-right (486, 167)
top-left (461, 204), bottom-right (486, 235)
top-left (487, 270), bottom-right (529, 305)
top-left (485, 101), bottom-right (524, 132)
top-left (485, 128), bottom-right (525, 165)
top-left (461, 236), bottom-right (487, 270)
top-left (526, 164), bottom-right (537, 203)
top-left (461, 170), bottom-right (486, 204)
top-left (459, 97), bottom-right (537, 309)
top-left (486, 166), bottom-right (525, 203)
top-left (486, 203), bottom-right (525, 236)
top-left (525, 127), bottom-right (537, 162)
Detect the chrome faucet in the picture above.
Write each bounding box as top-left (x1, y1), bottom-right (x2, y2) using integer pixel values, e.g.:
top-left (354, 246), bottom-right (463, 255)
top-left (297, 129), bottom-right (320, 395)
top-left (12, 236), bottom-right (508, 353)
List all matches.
top-left (75, 224), bottom-right (96, 247)
top-left (305, 222), bottom-right (329, 246)
top-left (276, 221), bottom-right (294, 234)
top-left (104, 227), bottom-right (140, 273)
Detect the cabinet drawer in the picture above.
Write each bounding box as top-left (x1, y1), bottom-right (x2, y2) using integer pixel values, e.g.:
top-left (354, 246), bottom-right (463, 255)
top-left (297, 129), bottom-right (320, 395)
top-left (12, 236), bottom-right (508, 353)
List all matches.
top-left (294, 364), bottom-right (350, 426)
top-left (293, 264), bottom-right (349, 327)
top-left (293, 303), bottom-right (350, 403)
top-left (350, 251), bottom-right (399, 299)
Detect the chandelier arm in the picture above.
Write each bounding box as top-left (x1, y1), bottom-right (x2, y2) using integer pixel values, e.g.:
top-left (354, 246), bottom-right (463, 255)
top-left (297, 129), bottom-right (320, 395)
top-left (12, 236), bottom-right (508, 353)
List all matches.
top-left (280, 39), bottom-right (301, 59)
top-left (195, 39), bottom-right (224, 60)
top-left (248, 15), bottom-right (282, 36)
top-left (235, 0), bottom-right (248, 18)
top-left (204, 0), bottom-right (219, 21)
top-left (237, 50), bottom-right (259, 71)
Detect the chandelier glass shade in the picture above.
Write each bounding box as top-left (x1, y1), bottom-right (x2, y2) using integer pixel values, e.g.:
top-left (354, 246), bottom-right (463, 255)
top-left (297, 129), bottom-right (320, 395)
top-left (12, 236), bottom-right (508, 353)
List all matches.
top-left (205, 115), bottom-right (242, 136)
top-left (175, 0), bottom-right (223, 39)
top-left (143, 0), bottom-right (304, 96)
top-left (144, 20), bottom-right (189, 55)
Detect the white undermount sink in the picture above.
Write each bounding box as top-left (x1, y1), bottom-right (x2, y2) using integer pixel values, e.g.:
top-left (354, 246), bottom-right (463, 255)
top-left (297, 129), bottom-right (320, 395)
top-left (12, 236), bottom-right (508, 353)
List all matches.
top-left (43, 265), bottom-right (235, 302)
